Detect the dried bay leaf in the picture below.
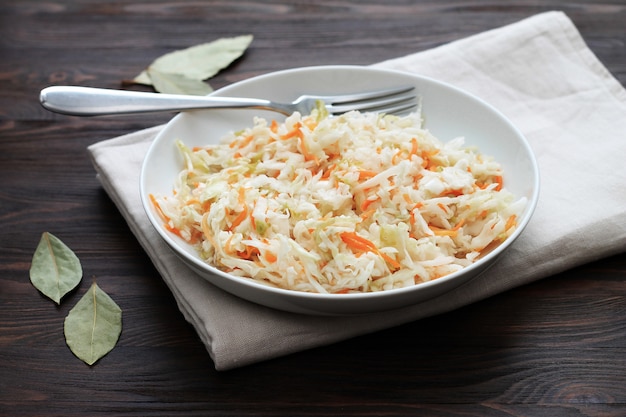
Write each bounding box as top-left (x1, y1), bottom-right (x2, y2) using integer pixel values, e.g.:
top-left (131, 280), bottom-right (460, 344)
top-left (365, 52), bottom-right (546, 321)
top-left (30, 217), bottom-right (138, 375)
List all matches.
top-left (133, 34), bottom-right (253, 86)
top-left (148, 68), bottom-right (213, 95)
top-left (29, 232), bottom-right (82, 304)
top-left (64, 282), bottom-right (122, 365)
top-left (132, 70), bottom-right (152, 86)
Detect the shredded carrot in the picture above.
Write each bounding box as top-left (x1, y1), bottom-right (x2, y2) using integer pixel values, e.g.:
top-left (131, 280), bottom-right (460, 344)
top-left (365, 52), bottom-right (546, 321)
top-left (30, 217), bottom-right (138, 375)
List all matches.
top-left (149, 193), bottom-right (170, 222)
top-left (227, 188), bottom-right (248, 230)
top-left (505, 214), bottom-right (517, 230)
top-left (229, 207), bottom-right (248, 230)
top-left (249, 200), bottom-right (258, 232)
top-left (270, 119), bottom-right (279, 133)
top-left (321, 163), bottom-right (336, 180)
top-left (228, 135), bottom-right (254, 149)
top-left (392, 149), bottom-right (408, 165)
top-left (237, 245), bottom-right (260, 260)
top-left (494, 175), bottom-right (503, 191)
top-left (164, 223), bottom-right (183, 239)
top-left (361, 196), bottom-right (380, 212)
top-left (379, 252), bottom-right (401, 269)
top-left (280, 122), bottom-right (302, 140)
top-left (164, 224), bottom-right (201, 244)
top-left (441, 188), bottom-right (464, 197)
top-left (341, 232), bottom-right (377, 253)
top-left (340, 232), bottom-right (400, 269)
top-left (360, 208), bottom-right (376, 220)
top-left (298, 134), bottom-right (319, 165)
top-left (358, 170), bottom-right (378, 181)
top-left (201, 214), bottom-right (218, 249)
top-left (421, 149), bottom-right (440, 170)
top-left (264, 251), bottom-right (277, 263)
top-left (410, 137), bottom-right (419, 156)
top-left (186, 198), bottom-right (201, 206)
top-left (237, 187), bottom-right (246, 204)
top-left (234, 134), bottom-right (255, 150)
top-left (191, 229), bottom-right (203, 244)
top-left (429, 225), bottom-right (450, 235)
top-left (410, 202), bottom-right (423, 226)
top-left (224, 234), bottom-right (234, 254)
top-left (282, 121), bottom-right (319, 165)
top-left (429, 221), bottom-right (464, 237)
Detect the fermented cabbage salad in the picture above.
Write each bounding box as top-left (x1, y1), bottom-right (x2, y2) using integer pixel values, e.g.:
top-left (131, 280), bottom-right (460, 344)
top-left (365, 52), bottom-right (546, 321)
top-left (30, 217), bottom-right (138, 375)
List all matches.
top-left (150, 106), bottom-right (526, 294)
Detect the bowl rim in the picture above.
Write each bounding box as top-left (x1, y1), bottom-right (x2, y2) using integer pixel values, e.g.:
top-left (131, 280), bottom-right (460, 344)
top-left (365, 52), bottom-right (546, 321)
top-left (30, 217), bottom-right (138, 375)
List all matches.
top-left (140, 64), bottom-right (540, 304)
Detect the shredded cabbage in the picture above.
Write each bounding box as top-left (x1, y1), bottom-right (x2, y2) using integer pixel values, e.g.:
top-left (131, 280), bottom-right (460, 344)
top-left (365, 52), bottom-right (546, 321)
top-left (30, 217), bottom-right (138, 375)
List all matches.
top-left (151, 108), bottom-right (526, 294)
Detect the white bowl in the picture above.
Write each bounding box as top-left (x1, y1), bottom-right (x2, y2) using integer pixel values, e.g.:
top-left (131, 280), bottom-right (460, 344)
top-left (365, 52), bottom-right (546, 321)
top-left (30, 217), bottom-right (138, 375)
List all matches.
top-left (140, 65), bottom-right (539, 315)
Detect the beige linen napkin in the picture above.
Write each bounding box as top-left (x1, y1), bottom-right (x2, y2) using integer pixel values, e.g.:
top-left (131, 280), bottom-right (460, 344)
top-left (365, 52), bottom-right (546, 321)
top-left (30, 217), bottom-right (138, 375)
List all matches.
top-left (88, 11), bottom-right (626, 370)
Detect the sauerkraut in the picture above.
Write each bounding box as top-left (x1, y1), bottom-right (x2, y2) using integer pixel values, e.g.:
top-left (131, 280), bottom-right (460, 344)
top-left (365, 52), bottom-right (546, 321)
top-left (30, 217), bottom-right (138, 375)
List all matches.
top-left (150, 107), bottom-right (526, 293)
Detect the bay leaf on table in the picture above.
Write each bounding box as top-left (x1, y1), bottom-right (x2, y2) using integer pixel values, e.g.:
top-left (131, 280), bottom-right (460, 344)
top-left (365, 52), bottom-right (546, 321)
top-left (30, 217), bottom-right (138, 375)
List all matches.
top-left (64, 282), bottom-right (122, 365)
top-left (29, 232), bottom-right (82, 304)
top-left (134, 34), bottom-right (253, 86)
top-left (147, 68), bottom-right (213, 95)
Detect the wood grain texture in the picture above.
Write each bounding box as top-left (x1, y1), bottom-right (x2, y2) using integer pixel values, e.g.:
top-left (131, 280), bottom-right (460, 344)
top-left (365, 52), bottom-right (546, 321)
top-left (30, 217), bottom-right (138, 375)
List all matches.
top-left (1, 1), bottom-right (625, 416)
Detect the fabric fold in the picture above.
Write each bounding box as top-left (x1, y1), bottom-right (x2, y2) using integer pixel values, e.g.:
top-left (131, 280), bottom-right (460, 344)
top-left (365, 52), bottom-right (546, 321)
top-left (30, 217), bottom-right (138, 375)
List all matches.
top-left (88, 11), bottom-right (626, 370)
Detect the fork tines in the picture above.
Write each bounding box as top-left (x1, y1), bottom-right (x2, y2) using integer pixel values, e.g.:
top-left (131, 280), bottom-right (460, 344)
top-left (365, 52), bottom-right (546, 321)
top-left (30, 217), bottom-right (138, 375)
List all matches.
top-left (326, 86), bottom-right (418, 115)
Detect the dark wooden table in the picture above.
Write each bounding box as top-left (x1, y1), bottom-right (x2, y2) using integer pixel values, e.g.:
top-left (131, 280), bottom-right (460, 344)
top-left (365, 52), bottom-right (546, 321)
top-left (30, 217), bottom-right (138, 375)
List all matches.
top-left (2, 1), bottom-right (625, 416)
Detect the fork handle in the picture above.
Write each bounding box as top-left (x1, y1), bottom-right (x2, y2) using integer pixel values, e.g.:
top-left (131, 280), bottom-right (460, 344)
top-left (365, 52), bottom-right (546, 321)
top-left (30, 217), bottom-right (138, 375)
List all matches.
top-left (39, 86), bottom-right (279, 116)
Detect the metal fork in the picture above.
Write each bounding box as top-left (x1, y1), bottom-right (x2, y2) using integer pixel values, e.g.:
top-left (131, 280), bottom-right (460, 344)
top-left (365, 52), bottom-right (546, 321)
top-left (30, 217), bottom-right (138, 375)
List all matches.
top-left (39, 85), bottom-right (417, 117)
